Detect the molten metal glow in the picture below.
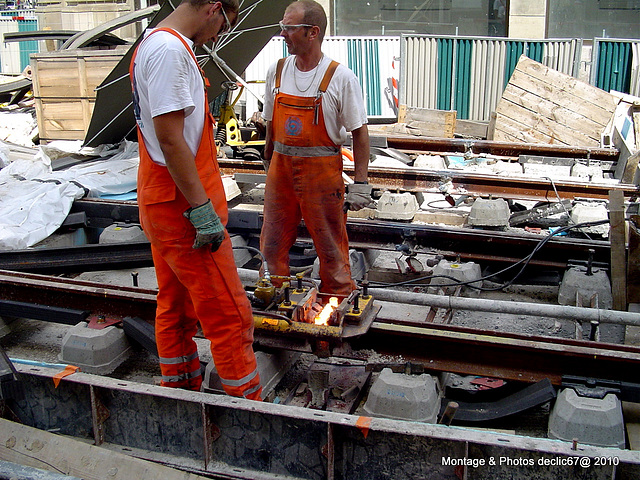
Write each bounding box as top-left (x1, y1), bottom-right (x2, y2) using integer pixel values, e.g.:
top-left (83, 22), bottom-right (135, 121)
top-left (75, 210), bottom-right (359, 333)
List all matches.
top-left (314, 296), bottom-right (339, 325)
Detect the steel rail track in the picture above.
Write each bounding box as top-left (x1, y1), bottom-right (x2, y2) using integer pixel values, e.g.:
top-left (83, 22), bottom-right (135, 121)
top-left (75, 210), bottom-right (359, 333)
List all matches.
top-left (1, 269), bottom-right (638, 386)
top-left (0, 198), bottom-right (608, 274)
top-left (216, 159), bottom-right (638, 201)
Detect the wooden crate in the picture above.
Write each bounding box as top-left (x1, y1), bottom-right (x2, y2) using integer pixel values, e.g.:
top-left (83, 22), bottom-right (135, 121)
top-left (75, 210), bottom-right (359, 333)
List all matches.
top-left (31, 47), bottom-right (127, 143)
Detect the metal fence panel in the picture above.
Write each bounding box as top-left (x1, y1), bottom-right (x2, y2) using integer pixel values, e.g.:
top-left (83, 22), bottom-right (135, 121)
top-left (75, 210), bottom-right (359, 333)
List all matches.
top-left (402, 35), bottom-right (581, 122)
top-left (243, 36), bottom-right (400, 119)
top-left (592, 38), bottom-right (639, 95)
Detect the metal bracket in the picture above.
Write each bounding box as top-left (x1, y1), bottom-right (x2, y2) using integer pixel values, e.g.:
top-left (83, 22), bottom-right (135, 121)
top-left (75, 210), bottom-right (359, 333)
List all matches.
top-left (90, 386), bottom-right (110, 446)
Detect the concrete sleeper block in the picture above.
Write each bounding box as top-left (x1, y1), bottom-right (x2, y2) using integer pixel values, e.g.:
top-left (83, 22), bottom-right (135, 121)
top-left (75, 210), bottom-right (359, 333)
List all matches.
top-left (59, 322), bottom-right (132, 375)
top-left (363, 368), bottom-right (440, 423)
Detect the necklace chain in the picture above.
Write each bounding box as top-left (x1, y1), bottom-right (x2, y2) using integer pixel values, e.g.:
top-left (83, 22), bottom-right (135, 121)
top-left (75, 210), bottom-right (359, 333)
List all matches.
top-left (293, 55), bottom-right (323, 93)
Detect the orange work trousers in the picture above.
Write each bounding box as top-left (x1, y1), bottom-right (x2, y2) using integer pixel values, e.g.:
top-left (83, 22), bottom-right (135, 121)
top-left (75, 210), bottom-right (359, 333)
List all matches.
top-left (131, 27), bottom-right (261, 400)
top-left (260, 71), bottom-right (355, 295)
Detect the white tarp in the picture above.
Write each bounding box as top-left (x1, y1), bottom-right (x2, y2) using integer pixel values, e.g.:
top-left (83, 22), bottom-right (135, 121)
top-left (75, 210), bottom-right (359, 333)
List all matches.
top-left (0, 140), bottom-right (139, 250)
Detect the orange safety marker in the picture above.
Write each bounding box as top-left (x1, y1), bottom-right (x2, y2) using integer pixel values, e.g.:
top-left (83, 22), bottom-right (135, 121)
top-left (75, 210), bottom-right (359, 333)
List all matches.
top-left (355, 416), bottom-right (372, 439)
top-left (341, 147), bottom-right (354, 162)
top-left (53, 365), bottom-right (80, 388)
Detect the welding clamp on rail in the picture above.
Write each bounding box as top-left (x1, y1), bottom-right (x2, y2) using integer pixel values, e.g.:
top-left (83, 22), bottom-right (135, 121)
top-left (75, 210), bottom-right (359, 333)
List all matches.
top-left (183, 199), bottom-right (225, 251)
top-left (344, 180), bottom-right (376, 212)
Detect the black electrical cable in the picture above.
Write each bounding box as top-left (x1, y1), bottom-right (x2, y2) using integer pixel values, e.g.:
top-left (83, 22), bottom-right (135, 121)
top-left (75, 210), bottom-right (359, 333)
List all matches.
top-left (366, 219), bottom-right (611, 291)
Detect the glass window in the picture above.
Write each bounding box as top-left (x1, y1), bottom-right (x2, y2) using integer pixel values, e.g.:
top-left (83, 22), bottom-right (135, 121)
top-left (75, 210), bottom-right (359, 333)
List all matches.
top-left (548, 0), bottom-right (639, 39)
top-left (334, 0), bottom-right (507, 37)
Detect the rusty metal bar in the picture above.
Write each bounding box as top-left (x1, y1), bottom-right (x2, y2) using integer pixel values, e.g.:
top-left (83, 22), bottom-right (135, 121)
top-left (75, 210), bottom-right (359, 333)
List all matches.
top-left (383, 136), bottom-right (619, 160)
top-left (0, 270), bottom-right (157, 323)
top-left (350, 321), bottom-right (640, 386)
top-left (3, 270), bottom-right (640, 387)
top-left (218, 159), bottom-right (637, 201)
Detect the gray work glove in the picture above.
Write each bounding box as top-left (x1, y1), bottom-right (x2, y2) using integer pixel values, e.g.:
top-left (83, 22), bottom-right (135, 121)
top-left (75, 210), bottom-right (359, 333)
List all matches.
top-left (183, 199), bottom-right (225, 251)
top-left (344, 182), bottom-right (375, 211)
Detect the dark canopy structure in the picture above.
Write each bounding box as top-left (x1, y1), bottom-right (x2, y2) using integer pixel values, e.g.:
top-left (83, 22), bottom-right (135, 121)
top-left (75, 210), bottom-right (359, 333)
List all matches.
top-left (83, 0), bottom-right (286, 148)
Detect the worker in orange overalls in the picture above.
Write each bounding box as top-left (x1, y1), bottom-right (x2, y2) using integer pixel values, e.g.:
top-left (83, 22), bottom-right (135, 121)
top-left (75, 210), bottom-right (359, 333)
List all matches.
top-left (260, 0), bottom-right (373, 295)
top-left (130, 0), bottom-right (261, 400)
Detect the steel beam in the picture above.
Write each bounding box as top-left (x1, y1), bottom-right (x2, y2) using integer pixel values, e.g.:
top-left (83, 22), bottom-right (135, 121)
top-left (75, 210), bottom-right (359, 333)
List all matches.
top-left (218, 159), bottom-right (637, 201)
top-left (2, 201), bottom-right (610, 273)
top-left (3, 271), bottom-right (640, 387)
top-left (0, 241), bottom-right (153, 274)
top-left (383, 136), bottom-right (619, 160)
top-left (8, 364), bottom-right (639, 480)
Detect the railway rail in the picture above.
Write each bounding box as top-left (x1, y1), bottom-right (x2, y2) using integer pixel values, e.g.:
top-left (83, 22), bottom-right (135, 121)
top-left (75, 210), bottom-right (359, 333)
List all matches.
top-left (2, 269), bottom-right (639, 387)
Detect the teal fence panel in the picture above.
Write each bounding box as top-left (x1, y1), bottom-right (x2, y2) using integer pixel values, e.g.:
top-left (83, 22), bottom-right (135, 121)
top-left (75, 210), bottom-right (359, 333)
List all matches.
top-left (454, 39), bottom-right (472, 119)
top-left (503, 41), bottom-right (525, 89)
top-left (595, 40), bottom-right (632, 94)
top-left (437, 38), bottom-right (453, 110)
top-left (526, 42), bottom-right (545, 63)
top-left (347, 38), bottom-right (382, 115)
top-left (18, 19), bottom-right (37, 72)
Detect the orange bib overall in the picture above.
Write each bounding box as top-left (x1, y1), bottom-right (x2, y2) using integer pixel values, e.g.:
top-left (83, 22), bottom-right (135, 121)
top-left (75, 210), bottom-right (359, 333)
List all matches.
top-left (260, 59), bottom-right (356, 295)
top-left (131, 28), bottom-right (261, 400)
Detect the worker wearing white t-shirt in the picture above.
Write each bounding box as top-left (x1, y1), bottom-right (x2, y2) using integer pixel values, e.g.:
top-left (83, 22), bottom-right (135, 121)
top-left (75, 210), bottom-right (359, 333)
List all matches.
top-left (260, 0), bottom-right (373, 295)
top-left (130, 0), bottom-right (261, 400)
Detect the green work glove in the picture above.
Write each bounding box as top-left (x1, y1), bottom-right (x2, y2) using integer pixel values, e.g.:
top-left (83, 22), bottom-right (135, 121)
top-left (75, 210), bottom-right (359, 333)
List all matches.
top-left (345, 182), bottom-right (375, 211)
top-left (183, 199), bottom-right (225, 251)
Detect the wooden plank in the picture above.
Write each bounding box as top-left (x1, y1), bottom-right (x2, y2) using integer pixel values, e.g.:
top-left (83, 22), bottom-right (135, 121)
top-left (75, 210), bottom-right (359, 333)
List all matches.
top-left (496, 96), bottom-right (597, 146)
top-left (39, 100), bottom-right (96, 141)
top-left (514, 55), bottom-right (618, 113)
top-left (486, 111), bottom-right (497, 140)
top-left (508, 69), bottom-right (615, 127)
top-left (398, 105), bottom-right (456, 138)
top-left (623, 401), bottom-right (640, 451)
top-left (493, 113), bottom-right (554, 144)
top-left (454, 119), bottom-right (488, 139)
top-left (609, 190), bottom-right (627, 312)
top-left (502, 84), bottom-right (606, 141)
top-left (496, 96), bottom-right (592, 145)
top-left (494, 55), bottom-right (618, 147)
top-left (31, 48), bottom-right (126, 142)
top-left (494, 107), bottom-right (589, 146)
top-left (0, 418), bottom-right (210, 480)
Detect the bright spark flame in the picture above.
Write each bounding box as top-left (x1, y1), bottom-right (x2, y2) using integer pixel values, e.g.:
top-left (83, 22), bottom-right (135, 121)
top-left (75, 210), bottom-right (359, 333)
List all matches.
top-left (314, 296), bottom-right (339, 325)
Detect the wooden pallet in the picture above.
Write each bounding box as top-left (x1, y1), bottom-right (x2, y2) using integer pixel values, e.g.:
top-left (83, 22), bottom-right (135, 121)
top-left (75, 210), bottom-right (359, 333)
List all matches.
top-left (493, 55), bottom-right (618, 147)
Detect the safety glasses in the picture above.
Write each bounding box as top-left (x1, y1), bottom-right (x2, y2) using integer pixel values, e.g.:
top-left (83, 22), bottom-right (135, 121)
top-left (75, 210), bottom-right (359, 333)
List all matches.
top-left (279, 21), bottom-right (314, 33)
top-left (209, 1), bottom-right (232, 34)
top-left (219, 5), bottom-right (232, 34)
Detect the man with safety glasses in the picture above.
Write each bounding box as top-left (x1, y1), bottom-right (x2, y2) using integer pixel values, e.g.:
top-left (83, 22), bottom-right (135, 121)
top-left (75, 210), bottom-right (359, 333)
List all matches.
top-left (260, 0), bottom-right (373, 295)
top-left (130, 0), bottom-right (262, 400)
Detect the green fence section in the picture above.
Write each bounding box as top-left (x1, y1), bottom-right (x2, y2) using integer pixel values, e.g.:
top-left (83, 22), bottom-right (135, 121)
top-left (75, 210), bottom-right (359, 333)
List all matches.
top-left (454, 39), bottom-right (472, 120)
top-left (18, 19), bottom-right (37, 72)
top-left (595, 40), bottom-right (632, 94)
top-left (436, 37), bottom-right (453, 110)
top-left (526, 42), bottom-right (545, 63)
top-left (347, 38), bottom-right (382, 115)
top-left (503, 41), bottom-right (525, 89)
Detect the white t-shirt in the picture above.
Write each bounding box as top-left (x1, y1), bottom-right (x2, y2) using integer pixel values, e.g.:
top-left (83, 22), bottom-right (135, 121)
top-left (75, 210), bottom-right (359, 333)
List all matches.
top-left (261, 55), bottom-right (368, 145)
top-left (132, 29), bottom-right (206, 166)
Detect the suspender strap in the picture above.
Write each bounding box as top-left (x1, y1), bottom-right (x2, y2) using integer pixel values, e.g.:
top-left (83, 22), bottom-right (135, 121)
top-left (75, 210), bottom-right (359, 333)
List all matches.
top-left (274, 58), bottom-right (340, 94)
top-left (319, 60), bottom-right (339, 93)
top-left (275, 57), bottom-right (286, 90)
